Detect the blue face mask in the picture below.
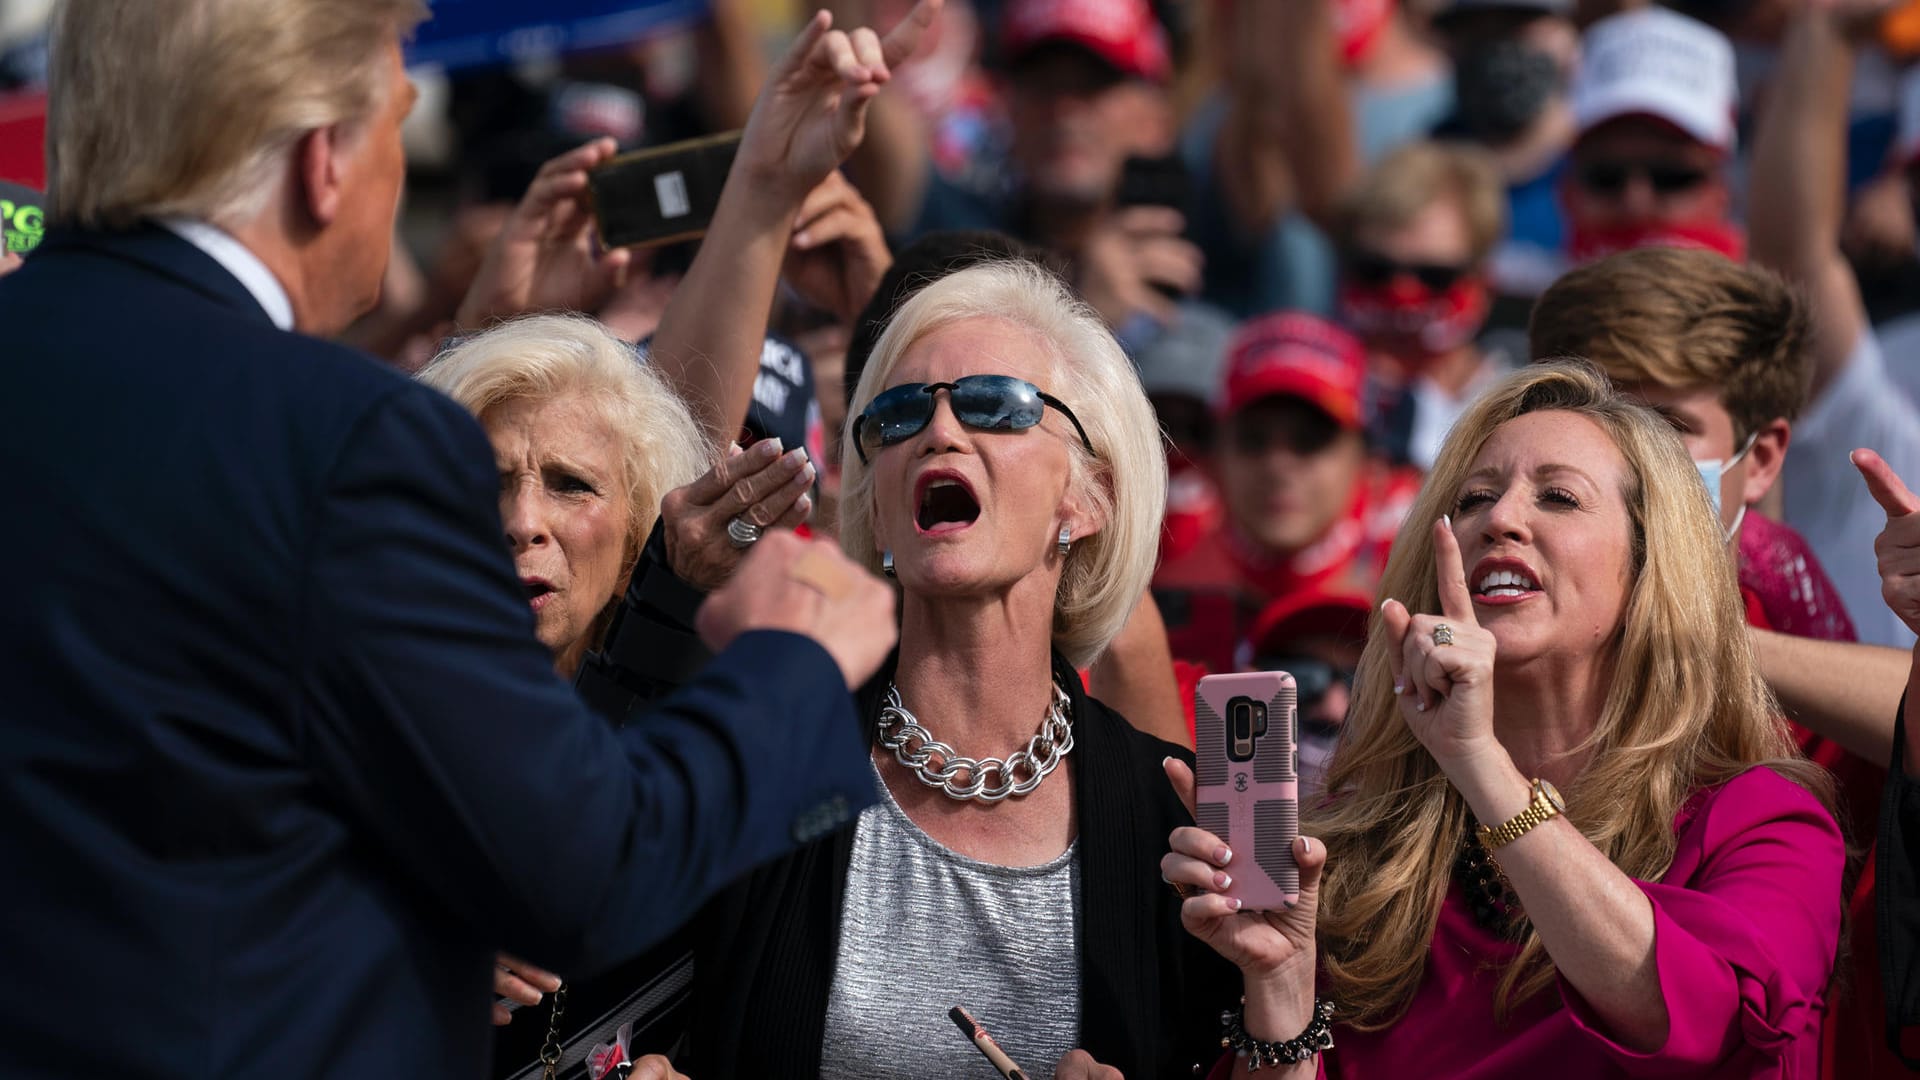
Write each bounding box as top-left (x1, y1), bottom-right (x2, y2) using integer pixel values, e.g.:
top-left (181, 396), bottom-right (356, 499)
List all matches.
top-left (1694, 432), bottom-right (1757, 538)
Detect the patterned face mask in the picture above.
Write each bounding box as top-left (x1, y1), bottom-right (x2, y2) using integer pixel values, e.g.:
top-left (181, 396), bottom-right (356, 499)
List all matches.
top-left (1453, 39), bottom-right (1564, 143)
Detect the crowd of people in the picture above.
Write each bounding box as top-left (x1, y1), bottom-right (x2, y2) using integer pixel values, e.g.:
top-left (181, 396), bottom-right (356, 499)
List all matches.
top-left (4, 0), bottom-right (1920, 1077)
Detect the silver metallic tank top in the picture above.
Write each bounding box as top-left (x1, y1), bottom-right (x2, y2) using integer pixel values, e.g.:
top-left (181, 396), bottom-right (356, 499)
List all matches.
top-left (819, 760), bottom-right (1082, 1080)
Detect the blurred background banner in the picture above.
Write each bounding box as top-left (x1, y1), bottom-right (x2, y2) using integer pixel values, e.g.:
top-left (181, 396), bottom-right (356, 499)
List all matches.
top-left (407, 0), bottom-right (711, 70)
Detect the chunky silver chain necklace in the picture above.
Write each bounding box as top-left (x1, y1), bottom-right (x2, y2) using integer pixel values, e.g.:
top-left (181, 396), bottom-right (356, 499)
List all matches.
top-left (875, 681), bottom-right (1074, 802)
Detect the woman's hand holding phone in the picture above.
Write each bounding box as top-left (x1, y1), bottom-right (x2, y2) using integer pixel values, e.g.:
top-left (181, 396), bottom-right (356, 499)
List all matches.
top-left (455, 137), bottom-right (634, 332)
top-left (1162, 756), bottom-right (1326, 1048)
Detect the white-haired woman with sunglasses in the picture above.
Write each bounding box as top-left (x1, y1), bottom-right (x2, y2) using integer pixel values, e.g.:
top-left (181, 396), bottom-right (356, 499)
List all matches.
top-left (666, 259), bottom-right (1235, 1080)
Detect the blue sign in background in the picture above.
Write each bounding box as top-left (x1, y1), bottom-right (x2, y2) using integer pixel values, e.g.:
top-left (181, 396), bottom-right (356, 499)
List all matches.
top-left (408, 0), bottom-right (711, 70)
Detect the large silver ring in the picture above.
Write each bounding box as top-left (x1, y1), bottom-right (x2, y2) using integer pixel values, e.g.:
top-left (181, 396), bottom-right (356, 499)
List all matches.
top-left (1432, 624), bottom-right (1455, 647)
top-left (726, 516), bottom-right (764, 549)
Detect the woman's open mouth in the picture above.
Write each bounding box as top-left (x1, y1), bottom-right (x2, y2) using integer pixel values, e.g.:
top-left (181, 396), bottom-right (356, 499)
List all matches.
top-left (914, 472), bottom-right (981, 536)
top-left (1470, 558), bottom-right (1541, 607)
top-left (523, 577), bottom-right (556, 612)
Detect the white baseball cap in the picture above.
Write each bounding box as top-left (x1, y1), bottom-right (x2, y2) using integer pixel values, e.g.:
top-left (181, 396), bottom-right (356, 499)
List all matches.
top-left (1572, 7), bottom-right (1737, 153)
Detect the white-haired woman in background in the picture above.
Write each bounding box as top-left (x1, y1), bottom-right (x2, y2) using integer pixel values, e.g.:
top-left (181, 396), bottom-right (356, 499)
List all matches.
top-left (672, 259), bottom-right (1234, 1080)
top-left (417, 312), bottom-right (815, 679)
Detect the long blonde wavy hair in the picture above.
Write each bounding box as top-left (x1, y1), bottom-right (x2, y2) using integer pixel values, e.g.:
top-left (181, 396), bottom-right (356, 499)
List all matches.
top-left (1312, 360), bottom-right (1832, 1027)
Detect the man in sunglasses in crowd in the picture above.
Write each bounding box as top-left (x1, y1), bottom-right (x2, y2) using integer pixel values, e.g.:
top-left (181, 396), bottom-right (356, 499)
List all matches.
top-left (1333, 140), bottom-right (1512, 472)
top-left (1154, 312), bottom-right (1418, 672)
top-left (1561, 6), bottom-right (1744, 265)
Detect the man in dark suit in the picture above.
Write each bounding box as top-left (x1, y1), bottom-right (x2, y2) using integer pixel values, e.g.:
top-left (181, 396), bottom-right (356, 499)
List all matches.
top-left (0, 2), bottom-right (901, 1076)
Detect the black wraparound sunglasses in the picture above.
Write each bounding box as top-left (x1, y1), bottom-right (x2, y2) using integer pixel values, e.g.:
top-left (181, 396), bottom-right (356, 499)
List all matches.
top-left (1345, 251), bottom-right (1472, 292)
top-left (1575, 159), bottom-right (1709, 196)
top-left (851, 374), bottom-right (1096, 465)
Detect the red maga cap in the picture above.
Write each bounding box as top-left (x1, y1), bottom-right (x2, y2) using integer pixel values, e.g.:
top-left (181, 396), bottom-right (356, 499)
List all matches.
top-left (1002, 0), bottom-right (1172, 83)
top-left (1218, 312), bottom-right (1367, 428)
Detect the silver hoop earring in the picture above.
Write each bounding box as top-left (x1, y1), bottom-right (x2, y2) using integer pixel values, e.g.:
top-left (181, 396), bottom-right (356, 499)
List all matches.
top-left (882, 550), bottom-right (896, 578)
top-left (1057, 526), bottom-right (1072, 558)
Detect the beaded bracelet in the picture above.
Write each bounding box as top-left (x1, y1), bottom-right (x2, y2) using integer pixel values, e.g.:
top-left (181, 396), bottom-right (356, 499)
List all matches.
top-left (1220, 995), bottom-right (1336, 1071)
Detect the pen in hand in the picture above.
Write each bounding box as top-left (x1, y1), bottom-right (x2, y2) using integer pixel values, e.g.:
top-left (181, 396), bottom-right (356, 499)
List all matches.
top-left (950, 1005), bottom-right (1030, 1080)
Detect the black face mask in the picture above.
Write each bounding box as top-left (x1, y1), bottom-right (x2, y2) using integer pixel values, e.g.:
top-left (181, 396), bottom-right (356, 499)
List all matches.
top-left (1453, 39), bottom-right (1563, 143)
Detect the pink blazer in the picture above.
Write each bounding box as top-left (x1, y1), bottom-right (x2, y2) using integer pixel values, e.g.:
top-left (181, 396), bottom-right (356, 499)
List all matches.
top-left (1212, 765), bottom-right (1844, 1078)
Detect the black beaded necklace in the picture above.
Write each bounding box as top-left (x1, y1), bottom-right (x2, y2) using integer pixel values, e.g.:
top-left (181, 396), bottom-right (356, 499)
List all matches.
top-left (1454, 830), bottom-right (1529, 940)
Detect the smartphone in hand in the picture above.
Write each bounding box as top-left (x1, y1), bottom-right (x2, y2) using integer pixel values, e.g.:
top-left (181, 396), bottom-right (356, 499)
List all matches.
top-left (1114, 153), bottom-right (1189, 211)
top-left (589, 131), bottom-right (743, 251)
top-left (1192, 671), bottom-right (1299, 910)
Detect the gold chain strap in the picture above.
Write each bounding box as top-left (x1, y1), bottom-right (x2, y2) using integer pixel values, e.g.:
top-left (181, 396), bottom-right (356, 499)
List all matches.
top-left (538, 982), bottom-right (569, 1080)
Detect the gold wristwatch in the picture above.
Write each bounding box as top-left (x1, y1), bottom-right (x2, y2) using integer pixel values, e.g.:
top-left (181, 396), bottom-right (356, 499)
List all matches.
top-left (1476, 779), bottom-right (1566, 849)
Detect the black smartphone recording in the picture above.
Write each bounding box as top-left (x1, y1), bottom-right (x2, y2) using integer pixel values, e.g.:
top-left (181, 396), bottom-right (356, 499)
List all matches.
top-left (1114, 154), bottom-right (1192, 302)
top-left (589, 131), bottom-right (743, 251)
top-left (1115, 154), bottom-right (1190, 211)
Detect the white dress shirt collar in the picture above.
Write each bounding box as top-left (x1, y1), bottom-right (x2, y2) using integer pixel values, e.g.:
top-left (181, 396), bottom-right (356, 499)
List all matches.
top-left (158, 217), bottom-right (296, 332)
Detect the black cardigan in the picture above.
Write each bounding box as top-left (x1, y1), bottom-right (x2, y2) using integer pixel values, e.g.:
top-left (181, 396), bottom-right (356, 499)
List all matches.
top-left (680, 650), bottom-right (1238, 1078)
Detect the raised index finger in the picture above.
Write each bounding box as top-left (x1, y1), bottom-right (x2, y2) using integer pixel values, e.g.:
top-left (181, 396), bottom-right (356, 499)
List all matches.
top-left (881, 0), bottom-right (943, 69)
top-left (1852, 448), bottom-right (1920, 520)
top-left (1432, 516), bottom-right (1477, 625)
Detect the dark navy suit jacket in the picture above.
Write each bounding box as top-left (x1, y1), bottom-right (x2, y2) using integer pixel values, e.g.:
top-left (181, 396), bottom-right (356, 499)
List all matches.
top-left (0, 227), bottom-right (872, 1078)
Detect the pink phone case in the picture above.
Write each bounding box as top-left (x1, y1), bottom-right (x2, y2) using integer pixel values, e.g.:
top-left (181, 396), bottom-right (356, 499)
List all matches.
top-left (1193, 671), bottom-right (1299, 910)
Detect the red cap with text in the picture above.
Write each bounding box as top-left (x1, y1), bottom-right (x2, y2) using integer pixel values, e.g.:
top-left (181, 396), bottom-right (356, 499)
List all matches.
top-left (1002, 0), bottom-right (1172, 83)
top-left (1571, 6), bottom-right (1737, 153)
top-left (1217, 312), bottom-right (1367, 428)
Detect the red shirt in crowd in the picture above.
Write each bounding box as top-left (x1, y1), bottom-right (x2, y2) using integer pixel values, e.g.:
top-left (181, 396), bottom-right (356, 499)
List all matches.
top-left (1737, 512), bottom-right (1897, 1079)
top-left (1155, 462), bottom-right (1418, 609)
top-left (1152, 460), bottom-right (1416, 683)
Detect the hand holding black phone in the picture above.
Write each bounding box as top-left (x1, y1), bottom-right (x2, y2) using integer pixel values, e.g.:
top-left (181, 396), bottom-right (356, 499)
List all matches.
top-left (589, 132), bottom-right (744, 252)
